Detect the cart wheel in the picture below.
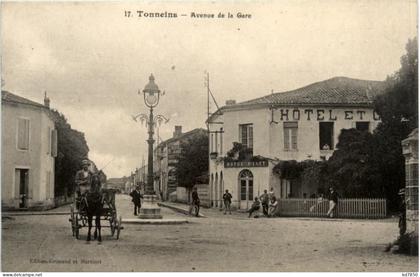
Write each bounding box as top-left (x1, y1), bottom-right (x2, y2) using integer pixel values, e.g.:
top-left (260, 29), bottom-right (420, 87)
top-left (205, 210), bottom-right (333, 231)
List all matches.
top-left (116, 216), bottom-right (122, 240)
top-left (74, 214), bottom-right (80, 239)
top-left (110, 214), bottom-right (116, 236)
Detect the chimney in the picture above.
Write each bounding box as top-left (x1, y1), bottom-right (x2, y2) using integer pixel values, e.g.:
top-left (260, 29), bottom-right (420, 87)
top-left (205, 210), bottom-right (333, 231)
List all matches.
top-left (225, 99), bottom-right (236, 106)
top-left (44, 91), bottom-right (50, 108)
top-left (173, 126), bottom-right (182, 138)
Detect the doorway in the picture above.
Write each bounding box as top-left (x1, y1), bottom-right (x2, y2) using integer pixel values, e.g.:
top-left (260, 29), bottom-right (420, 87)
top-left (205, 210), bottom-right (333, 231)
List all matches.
top-left (15, 169), bottom-right (29, 208)
top-left (238, 169), bottom-right (253, 210)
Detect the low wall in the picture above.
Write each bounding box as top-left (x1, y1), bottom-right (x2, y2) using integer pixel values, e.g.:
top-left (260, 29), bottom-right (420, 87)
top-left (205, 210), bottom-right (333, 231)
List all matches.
top-left (174, 184), bottom-right (210, 207)
top-left (54, 195), bottom-right (74, 207)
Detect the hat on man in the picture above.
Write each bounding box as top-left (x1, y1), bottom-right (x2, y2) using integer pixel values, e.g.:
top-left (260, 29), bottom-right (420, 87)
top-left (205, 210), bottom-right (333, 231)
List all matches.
top-left (81, 159), bottom-right (91, 166)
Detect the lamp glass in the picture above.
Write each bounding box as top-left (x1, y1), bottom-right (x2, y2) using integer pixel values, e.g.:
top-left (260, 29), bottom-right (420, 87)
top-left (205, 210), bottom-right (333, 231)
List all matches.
top-left (145, 92), bottom-right (158, 106)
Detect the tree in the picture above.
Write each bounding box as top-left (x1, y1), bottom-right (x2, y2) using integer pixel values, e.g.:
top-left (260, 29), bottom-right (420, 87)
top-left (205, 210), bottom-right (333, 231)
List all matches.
top-left (324, 38), bottom-right (417, 210)
top-left (371, 37), bottom-right (418, 211)
top-left (327, 129), bottom-right (383, 198)
top-left (50, 110), bottom-right (89, 197)
top-left (175, 132), bottom-right (209, 194)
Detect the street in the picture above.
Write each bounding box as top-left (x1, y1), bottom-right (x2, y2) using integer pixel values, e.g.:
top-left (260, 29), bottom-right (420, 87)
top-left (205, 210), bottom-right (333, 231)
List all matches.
top-left (2, 194), bottom-right (418, 272)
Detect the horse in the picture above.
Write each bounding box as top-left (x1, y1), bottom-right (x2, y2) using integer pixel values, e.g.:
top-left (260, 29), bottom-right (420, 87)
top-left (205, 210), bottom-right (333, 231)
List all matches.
top-left (81, 173), bottom-right (103, 242)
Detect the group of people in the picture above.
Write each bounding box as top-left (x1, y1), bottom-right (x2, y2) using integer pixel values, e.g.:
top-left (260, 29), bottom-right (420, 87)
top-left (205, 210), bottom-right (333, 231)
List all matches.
top-left (220, 187), bottom-right (278, 218)
top-left (248, 188), bottom-right (278, 218)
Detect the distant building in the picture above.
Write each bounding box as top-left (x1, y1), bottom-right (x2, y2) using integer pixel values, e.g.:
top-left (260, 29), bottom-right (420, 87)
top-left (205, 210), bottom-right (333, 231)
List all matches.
top-left (106, 177), bottom-right (129, 192)
top-left (155, 126), bottom-right (207, 200)
top-left (2, 91), bottom-right (57, 210)
top-left (207, 77), bottom-right (384, 209)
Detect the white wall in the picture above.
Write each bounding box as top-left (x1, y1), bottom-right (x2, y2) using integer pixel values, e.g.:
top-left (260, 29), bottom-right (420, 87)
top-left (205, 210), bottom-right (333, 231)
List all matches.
top-left (2, 103), bottom-right (55, 209)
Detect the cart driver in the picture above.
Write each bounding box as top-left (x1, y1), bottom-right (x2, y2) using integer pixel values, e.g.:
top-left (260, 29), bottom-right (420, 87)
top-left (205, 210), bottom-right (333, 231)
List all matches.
top-left (75, 159), bottom-right (93, 197)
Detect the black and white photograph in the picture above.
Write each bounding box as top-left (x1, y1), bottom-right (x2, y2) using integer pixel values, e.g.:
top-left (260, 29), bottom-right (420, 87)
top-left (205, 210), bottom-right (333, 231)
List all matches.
top-left (1, 0), bottom-right (418, 273)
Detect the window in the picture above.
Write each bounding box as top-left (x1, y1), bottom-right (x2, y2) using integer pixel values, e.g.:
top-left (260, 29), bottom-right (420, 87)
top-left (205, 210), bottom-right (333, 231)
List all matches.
top-left (319, 122), bottom-right (334, 150)
top-left (239, 170), bottom-right (253, 201)
top-left (220, 128), bottom-right (223, 155)
top-left (356, 122), bottom-right (370, 132)
top-left (239, 124), bottom-right (253, 149)
top-left (210, 134), bottom-right (214, 152)
top-left (284, 122), bottom-right (298, 150)
top-left (17, 118), bottom-right (30, 150)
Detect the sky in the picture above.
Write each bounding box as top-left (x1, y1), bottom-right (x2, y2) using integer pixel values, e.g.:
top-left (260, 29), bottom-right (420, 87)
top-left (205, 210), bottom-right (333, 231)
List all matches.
top-left (1, 0), bottom-right (417, 178)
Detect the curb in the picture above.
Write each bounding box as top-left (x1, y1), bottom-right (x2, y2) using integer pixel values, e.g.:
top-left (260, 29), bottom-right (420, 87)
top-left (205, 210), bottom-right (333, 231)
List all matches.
top-left (2, 212), bottom-right (70, 216)
top-left (158, 202), bottom-right (206, 218)
top-left (122, 218), bottom-right (189, 225)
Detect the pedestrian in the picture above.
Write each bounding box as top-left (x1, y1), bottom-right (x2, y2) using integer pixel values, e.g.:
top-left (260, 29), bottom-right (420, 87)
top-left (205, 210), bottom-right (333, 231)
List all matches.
top-left (190, 186), bottom-right (200, 216)
top-left (268, 196), bottom-right (278, 217)
top-left (223, 189), bottom-right (233, 215)
top-left (130, 185), bottom-right (143, 216)
top-left (248, 197), bottom-right (261, 218)
top-left (326, 187), bottom-right (339, 218)
top-left (397, 188), bottom-right (407, 236)
top-left (259, 189), bottom-right (269, 217)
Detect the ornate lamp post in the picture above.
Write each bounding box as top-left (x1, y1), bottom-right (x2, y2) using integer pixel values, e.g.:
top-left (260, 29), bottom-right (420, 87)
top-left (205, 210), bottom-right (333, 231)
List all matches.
top-left (133, 74), bottom-right (169, 219)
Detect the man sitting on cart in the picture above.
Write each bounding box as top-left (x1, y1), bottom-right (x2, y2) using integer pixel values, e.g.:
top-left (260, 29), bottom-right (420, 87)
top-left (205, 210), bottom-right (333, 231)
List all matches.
top-left (75, 159), bottom-right (93, 208)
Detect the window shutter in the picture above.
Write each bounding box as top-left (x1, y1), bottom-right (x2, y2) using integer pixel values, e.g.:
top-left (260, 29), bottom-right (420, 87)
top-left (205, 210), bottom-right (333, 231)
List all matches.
top-left (17, 118), bottom-right (30, 150)
top-left (284, 128), bottom-right (290, 150)
top-left (291, 128), bottom-right (298, 150)
top-left (241, 125), bottom-right (247, 146)
top-left (25, 171), bottom-right (32, 199)
top-left (14, 170), bottom-right (20, 199)
top-left (51, 129), bottom-right (58, 157)
top-left (248, 125), bottom-right (253, 149)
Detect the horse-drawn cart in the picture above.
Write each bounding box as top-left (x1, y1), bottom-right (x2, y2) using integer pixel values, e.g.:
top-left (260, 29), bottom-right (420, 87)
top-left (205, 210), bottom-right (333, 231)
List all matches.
top-left (69, 188), bottom-right (123, 240)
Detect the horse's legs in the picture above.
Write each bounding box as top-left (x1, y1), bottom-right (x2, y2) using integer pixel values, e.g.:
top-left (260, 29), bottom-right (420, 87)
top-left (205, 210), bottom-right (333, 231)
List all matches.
top-left (96, 212), bottom-right (102, 242)
top-left (93, 220), bottom-right (97, 240)
top-left (87, 214), bottom-right (92, 241)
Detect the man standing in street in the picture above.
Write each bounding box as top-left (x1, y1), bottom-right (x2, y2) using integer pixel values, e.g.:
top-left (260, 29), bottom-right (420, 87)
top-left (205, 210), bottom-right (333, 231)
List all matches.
top-left (259, 189), bottom-right (269, 217)
top-left (130, 186), bottom-right (143, 216)
top-left (223, 189), bottom-right (233, 215)
top-left (191, 186), bottom-right (200, 216)
top-left (326, 187), bottom-right (339, 218)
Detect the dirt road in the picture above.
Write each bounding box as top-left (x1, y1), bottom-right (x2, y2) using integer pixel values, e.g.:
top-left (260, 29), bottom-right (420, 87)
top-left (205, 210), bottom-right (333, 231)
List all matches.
top-left (2, 194), bottom-right (417, 272)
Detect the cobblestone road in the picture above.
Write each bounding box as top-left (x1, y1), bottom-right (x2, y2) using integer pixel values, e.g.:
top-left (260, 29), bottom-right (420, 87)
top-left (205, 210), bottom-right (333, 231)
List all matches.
top-left (1, 194), bottom-right (418, 272)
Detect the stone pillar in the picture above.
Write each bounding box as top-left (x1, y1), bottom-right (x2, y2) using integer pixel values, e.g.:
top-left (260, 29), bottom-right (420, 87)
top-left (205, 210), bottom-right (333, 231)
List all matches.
top-left (401, 128), bottom-right (418, 235)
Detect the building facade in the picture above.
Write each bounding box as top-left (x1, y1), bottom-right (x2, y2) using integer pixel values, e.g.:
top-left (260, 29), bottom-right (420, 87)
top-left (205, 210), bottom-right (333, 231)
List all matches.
top-left (207, 77), bottom-right (384, 209)
top-left (155, 126), bottom-right (207, 200)
top-left (2, 91), bottom-right (57, 210)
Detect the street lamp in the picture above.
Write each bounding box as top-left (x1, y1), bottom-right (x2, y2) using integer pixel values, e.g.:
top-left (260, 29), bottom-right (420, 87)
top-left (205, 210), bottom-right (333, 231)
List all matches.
top-left (133, 74), bottom-right (168, 219)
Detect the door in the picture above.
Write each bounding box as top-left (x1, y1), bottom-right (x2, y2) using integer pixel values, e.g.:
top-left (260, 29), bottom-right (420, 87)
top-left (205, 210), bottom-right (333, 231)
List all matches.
top-left (239, 170), bottom-right (253, 210)
top-left (16, 169), bottom-right (29, 208)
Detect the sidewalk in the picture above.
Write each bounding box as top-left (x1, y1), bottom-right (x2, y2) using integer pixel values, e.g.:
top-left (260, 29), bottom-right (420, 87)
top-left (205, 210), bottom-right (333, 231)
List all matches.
top-left (2, 203), bottom-right (72, 216)
top-left (117, 194), bottom-right (190, 224)
top-left (158, 201), bottom-right (206, 217)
